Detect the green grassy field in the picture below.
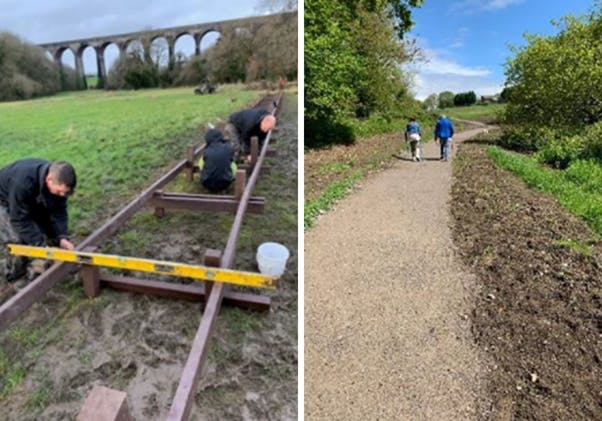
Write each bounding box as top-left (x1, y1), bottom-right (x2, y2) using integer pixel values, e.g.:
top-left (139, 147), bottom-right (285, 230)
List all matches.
top-left (85, 76), bottom-right (98, 89)
top-left (440, 103), bottom-right (505, 123)
top-left (0, 86), bottom-right (258, 238)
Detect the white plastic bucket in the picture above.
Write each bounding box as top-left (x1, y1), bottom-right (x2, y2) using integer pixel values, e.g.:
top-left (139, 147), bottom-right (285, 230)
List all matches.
top-left (256, 242), bottom-right (290, 276)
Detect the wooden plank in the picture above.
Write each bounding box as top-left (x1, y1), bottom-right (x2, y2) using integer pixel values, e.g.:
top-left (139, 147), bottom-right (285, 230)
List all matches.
top-left (167, 94), bottom-right (281, 421)
top-left (203, 249), bottom-right (221, 300)
top-left (148, 194), bottom-right (265, 214)
top-left (76, 385), bottom-right (132, 421)
top-left (99, 275), bottom-right (270, 311)
top-left (0, 144), bottom-right (208, 331)
top-left (166, 283), bottom-right (225, 421)
top-left (81, 266), bottom-right (100, 298)
top-left (234, 170), bottom-right (246, 201)
top-left (0, 263), bottom-right (73, 331)
top-left (186, 145), bottom-right (195, 182)
top-left (250, 137), bottom-right (258, 166)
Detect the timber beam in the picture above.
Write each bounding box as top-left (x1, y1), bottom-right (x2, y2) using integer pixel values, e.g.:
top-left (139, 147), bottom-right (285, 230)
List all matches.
top-left (99, 275), bottom-right (270, 312)
top-left (149, 191), bottom-right (265, 214)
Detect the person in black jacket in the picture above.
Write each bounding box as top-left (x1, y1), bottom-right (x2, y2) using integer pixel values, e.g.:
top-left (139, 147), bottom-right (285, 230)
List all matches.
top-left (198, 129), bottom-right (237, 193)
top-left (0, 159), bottom-right (76, 283)
top-left (224, 108), bottom-right (276, 163)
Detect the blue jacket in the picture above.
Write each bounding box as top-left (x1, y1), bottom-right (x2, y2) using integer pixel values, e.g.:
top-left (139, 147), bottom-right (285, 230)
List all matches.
top-left (406, 121), bottom-right (421, 135)
top-left (435, 117), bottom-right (454, 139)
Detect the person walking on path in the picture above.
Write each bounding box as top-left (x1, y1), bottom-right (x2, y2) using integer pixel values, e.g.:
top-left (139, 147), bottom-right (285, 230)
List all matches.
top-left (0, 159), bottom-right (76, 286)
top-left (434, 115), bottom-right (455, 161)
top-left (404, 117), bottom-right (422, 162)
top-left (198, 128), bottom-right (237, 193)
top-left (224, 108), bottom-right (276, 163)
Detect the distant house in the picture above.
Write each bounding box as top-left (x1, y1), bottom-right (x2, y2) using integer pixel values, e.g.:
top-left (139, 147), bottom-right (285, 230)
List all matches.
top-left (480, 94), bottom-right (500, 104)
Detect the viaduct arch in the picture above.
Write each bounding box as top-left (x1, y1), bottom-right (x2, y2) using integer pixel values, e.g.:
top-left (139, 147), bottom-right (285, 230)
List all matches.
top-left (38, 12), bottom-right (291, 89)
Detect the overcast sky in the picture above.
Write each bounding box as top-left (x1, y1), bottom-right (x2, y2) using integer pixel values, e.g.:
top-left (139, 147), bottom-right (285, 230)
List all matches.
top-left (407, 0), bottom-right (594, 100)
top-left (0, 0), bottom-right (272, 73)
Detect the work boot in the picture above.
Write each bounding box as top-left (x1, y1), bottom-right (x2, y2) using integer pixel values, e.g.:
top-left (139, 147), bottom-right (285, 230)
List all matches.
top-left (26, 258), bottom-right (49, 281)
top-left (5, 256), bottom-right (28, 283)
top-left (10, 277), bottom-right (30, 290)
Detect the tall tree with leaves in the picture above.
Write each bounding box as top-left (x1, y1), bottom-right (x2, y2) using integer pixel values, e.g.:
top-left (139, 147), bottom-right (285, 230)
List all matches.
top-left (305, 0), bottom-right (423, 146)
top-left (504, 7), bottom-right (602, 129)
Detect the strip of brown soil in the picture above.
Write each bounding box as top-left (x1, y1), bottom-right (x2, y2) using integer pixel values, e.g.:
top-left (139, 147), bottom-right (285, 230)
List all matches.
top-left (451, 142), bottom-right (602, 420)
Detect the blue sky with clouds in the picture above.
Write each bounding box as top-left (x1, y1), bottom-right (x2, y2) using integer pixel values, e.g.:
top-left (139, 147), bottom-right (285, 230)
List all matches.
top-left (407, 0), bottom-right (596, 100)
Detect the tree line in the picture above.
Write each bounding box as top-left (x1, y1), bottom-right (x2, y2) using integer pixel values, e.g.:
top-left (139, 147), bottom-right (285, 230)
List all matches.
top-left (423, 90), bottom-right (481, 109)
top-left (0, 32), bottom-right (80, 101)
top-left (0, 11), bottom-right (297, 101)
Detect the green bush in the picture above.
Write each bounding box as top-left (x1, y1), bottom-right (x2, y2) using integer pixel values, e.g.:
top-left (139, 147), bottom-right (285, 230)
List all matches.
top-left (535, 134), bottom-right (585, 168)
top-left (534, 121), bottom-right (602, 167)
top-left (579, 120), bottom-right (602, 161)
top-left (499, 124), bottom-right (563, 152)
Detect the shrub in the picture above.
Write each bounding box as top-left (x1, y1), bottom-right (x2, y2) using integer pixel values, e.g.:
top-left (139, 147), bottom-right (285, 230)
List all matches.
top-left (579, 120), bottom-right (602, 161)
top-left (498, 124), bottom-right (563, 152)
top-left (535, 134), bottom-right (585, 168)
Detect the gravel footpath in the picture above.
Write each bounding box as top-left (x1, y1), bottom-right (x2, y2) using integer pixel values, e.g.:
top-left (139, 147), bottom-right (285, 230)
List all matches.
top-left (305, 128), bottom-right (488, 420)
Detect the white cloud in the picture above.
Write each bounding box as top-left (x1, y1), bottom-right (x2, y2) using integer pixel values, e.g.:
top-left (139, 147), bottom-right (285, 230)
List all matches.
top-left (410, 72), bottom-right (503, 100)
top-left (420, 49), bottom-right (491, 77)
top-left (407, 47), bottom-right (502, 100)
top-left (485, 0), bottom-right (525, 10)
top-left (451, 0), bottom-right (525, 14)
top-left (448, 27), bottom-right (470, 49)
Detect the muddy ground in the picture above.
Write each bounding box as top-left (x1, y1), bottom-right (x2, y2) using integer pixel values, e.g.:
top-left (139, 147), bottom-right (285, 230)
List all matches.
top-left (0, 92), bottom-right (298, 420)
top-left (451, 139), bottom-right (602, 420)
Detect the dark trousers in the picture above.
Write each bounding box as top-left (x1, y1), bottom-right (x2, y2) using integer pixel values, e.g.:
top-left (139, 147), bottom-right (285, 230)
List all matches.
top-left (0, 206), bottom-right (28, 281)
top-left (224, 123), bottom-right (244, 157)
top-left (0, 206), bottom-right (58, 282)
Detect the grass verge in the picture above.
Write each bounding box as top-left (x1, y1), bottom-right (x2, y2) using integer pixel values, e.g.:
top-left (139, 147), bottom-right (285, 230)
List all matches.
top-left (488, 146), bottom-right (602, 235)
top-left (304, 171), bottom-right (363, 229)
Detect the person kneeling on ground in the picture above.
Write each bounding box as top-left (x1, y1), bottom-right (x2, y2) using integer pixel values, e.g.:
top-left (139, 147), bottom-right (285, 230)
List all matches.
top-left (0, 159), bottom-right (76, 286)
top-left (405, 117), bottom-right (422, 162)
top-left (199, 129), bottom-right (237, 193)
top-left (224, 108), bottom-right (276, 163)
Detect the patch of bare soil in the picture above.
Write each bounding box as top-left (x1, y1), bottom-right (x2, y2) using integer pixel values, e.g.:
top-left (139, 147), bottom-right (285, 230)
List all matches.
top-left (0, 92), bottom-right (297, 420)
top-left (451, 141), bottom-right (602, 420)
top-left (304, 133), bottom-right (402, 202)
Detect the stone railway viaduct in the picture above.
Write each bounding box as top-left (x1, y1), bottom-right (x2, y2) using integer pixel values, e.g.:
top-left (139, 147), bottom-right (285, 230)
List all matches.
top-left (38, 12), bottom-right (291, 89)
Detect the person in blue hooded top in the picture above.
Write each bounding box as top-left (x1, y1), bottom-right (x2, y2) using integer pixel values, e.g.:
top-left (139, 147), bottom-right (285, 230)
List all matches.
top-left (434, 115), bottom-right (455, 162)
top-left (198, 128), bottom-right (237, 193)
